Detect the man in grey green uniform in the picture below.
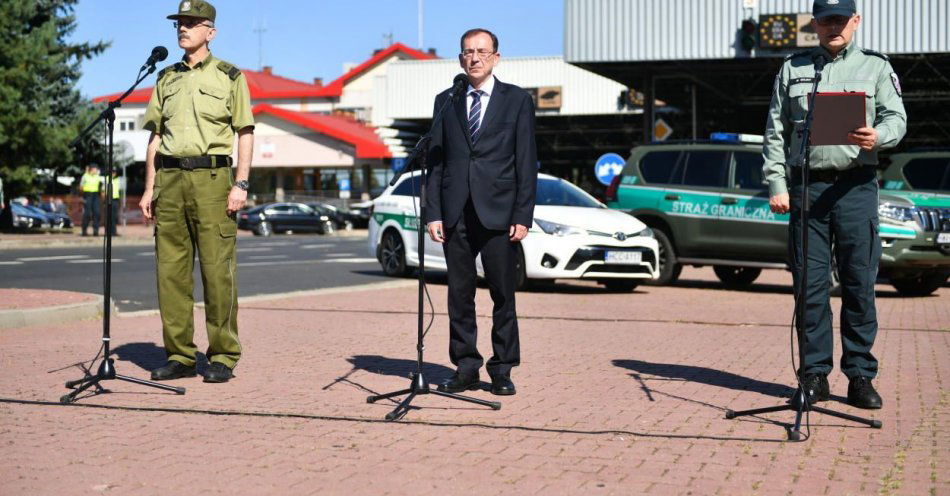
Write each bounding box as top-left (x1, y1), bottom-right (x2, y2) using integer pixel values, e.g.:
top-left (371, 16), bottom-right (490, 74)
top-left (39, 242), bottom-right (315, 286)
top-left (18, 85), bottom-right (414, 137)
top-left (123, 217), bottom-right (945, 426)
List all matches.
top-left (139, 0), bottom-right (254, 383)
top-left (763, 0), bottom-right (906, 409)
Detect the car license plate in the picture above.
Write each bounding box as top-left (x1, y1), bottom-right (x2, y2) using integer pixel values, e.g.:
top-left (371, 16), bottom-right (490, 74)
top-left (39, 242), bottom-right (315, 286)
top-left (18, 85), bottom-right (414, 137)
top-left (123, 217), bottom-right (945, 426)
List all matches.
top-left (605, 250), bottom-right (642, 265)
top-left (938, 232), bottom-right (950, 244)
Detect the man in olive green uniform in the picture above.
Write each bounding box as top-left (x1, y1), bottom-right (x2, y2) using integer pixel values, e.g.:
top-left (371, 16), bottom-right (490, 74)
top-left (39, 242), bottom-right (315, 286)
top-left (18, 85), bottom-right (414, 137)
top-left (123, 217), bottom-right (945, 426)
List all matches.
top-left (140, 0), bottom-right (255, 383)
top-left (763, 0), bottom-right (906, 409)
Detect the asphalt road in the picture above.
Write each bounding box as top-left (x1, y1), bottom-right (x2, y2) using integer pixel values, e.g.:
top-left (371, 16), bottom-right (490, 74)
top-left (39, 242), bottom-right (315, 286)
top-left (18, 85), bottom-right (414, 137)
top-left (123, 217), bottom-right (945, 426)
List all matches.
top-left (0, 235), bottom-right (389, 312)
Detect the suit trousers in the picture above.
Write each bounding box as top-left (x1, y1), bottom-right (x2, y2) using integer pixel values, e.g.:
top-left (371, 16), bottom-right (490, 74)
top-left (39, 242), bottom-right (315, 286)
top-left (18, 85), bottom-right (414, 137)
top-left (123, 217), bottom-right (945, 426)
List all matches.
top-left (788, 168), bottom-right (880, 379)
top-left (443, 200), bottom-right (520, 378)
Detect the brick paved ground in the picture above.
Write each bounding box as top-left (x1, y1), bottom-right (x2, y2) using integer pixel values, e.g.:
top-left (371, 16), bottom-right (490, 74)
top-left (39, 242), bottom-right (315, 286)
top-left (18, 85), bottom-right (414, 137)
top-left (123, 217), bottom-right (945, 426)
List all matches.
top-left (0, 267), bottom-right (947, 495)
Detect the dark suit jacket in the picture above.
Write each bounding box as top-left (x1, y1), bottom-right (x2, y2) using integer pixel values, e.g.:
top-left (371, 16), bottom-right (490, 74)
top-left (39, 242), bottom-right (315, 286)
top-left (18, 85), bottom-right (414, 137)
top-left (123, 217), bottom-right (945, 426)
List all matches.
top-left (424, 78), bottom-right (538, 230)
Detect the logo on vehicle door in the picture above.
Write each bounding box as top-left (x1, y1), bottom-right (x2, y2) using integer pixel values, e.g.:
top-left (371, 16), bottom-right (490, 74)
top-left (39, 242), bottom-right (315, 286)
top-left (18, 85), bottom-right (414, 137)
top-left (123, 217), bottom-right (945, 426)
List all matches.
top-left (613, 232), bottom-right (627, 241)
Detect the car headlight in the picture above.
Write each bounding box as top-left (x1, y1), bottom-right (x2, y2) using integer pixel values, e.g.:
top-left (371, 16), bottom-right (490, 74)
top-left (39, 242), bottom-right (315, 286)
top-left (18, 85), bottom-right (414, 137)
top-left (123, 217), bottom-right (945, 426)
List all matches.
top-left (535, 218), bottom-right (585, 236)
top-left (878, 202), bottom-right (916, 223)
top-left (635, 227), bottom-right (654, 238)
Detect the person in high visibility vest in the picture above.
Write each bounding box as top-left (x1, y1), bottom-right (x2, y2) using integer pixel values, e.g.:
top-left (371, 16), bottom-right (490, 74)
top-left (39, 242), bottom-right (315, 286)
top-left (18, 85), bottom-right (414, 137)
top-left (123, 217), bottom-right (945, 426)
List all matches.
top-left (79, 165), bottom-right (102, 236)
top-left (108, 169), bottom-right (122, 236)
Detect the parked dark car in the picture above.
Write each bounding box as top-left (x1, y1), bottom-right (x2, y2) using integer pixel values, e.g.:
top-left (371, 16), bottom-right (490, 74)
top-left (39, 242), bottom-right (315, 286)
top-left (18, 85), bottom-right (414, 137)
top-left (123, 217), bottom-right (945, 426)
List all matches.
top-left (237, 202), bottom-right (334, 236)
top-left (306, 202), bottom-right (358, 233)
top-left (346, 201), bottom-right (372, 228)
top-left (7, 203), bottom-right (51, 230)
top-left (35, 204), bottom-right (73, 229)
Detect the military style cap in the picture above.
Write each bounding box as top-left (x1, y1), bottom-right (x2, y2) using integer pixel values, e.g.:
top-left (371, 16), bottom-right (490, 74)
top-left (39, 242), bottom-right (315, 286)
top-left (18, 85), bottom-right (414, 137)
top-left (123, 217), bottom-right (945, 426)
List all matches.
top-left (167, 0), bottom-right (216, 22)
top-left (813, 0), bottom-right (856, 19)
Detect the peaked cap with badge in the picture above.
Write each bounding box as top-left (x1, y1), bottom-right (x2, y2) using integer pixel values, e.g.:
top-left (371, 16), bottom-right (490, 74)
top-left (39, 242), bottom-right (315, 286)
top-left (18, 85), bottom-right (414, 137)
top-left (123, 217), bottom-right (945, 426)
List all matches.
top-left (167, 0), bottom-right (216, 22)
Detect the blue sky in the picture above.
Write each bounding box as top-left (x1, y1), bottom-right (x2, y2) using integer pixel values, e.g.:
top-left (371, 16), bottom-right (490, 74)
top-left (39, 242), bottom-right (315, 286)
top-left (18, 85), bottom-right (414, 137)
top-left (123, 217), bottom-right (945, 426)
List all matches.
top-left (70, 0), bottom-right (565, 99)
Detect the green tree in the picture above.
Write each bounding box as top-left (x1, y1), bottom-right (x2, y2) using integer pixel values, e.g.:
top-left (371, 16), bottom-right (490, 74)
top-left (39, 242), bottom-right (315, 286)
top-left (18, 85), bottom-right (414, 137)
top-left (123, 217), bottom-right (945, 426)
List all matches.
top-left (0, 0), bottom-right (108, 203)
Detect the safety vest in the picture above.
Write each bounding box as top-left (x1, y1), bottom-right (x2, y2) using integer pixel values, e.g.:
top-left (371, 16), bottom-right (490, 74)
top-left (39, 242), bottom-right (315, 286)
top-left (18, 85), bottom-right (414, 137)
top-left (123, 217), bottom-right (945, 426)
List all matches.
top-left (80, 173), bottom-right (102, 194)
top-left (111, 176), bottom-right (121, 200)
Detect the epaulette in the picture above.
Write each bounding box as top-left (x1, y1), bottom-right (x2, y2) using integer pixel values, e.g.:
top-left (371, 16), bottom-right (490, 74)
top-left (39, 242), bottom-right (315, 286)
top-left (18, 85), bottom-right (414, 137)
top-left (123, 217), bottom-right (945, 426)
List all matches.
top-left (861, 48), bottom-right (889, 61)
top-left (784, 49), bottom-right (811, 61)
top-left (156, 63), bottom-right (178, 81)
top-left (217, 61), bottom-right (242, 80)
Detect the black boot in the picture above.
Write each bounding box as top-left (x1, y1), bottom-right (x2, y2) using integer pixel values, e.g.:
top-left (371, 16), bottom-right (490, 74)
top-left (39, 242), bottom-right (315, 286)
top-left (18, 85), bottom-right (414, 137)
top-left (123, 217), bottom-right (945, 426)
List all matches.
top-left (847, 377), bottom-right (882, 409)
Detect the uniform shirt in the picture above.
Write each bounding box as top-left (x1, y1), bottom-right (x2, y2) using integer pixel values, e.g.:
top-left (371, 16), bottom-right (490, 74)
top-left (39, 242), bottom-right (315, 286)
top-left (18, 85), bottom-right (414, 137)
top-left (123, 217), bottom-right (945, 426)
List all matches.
top-left (466, 75), bottom-right (495, 130)
top-left (80, 172), bottom-right (102, 193)
top-left (110, 176), bottom-right (121, 200)
top-left (143, 53), bottom-right (255, 158)
top-left (762, 42), bottom-right (907, 196)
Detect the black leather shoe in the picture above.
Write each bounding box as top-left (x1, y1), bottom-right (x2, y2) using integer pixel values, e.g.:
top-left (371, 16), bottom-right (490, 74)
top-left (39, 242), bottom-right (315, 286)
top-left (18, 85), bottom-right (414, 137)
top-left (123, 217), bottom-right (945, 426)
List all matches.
top-left (793, 374), bottom-right (829, 408)
top-left (847, 376), bottom-right (882, 409)
top-left (490, 376), bottom-right (516, 396)
top-left (203, 362), bottom-right (234, 383)
top-left (150, 361), bottom-right (196, 381)
top-left (437, 372), bottom-right (479, 393)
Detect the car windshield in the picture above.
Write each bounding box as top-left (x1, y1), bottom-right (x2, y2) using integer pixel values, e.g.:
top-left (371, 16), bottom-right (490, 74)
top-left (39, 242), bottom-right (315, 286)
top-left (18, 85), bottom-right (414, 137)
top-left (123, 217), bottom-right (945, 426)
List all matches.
top-left (535, 178), bottom-right (604, 208)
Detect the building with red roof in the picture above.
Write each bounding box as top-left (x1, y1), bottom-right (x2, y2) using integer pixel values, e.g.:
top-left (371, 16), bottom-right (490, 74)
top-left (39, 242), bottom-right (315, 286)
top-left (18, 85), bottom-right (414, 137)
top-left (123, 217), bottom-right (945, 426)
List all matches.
top-left (99, 43), bottom-right (435, 200)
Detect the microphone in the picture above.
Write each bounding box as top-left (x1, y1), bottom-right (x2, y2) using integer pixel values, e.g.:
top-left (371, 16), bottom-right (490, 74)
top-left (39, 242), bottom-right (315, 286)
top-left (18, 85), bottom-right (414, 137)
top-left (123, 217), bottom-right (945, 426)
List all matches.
top-left (141, 46), bottom-right (169, 72)
top-left (450, 73), bottom-right (469, 102)
top-left (812, 52), bottom-right (828, 71)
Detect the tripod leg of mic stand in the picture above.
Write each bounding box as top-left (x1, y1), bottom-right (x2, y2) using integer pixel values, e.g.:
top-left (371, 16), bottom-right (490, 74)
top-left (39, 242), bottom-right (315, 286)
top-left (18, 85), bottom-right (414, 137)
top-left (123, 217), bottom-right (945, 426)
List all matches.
top-left (810, 405), bottom-right (882, 428)
top-left (431, 390), bottom-right (501, 410)
top-left (724, 403), bottom-right (794, 419)
top-left (116, 374), bottom-right (185, 395)
top-left (386, 391), bottom-right (418, 421)
top-left (367, 388), bottom-right (413, 404)
top-left (61, 375), bottom-right (102, 404)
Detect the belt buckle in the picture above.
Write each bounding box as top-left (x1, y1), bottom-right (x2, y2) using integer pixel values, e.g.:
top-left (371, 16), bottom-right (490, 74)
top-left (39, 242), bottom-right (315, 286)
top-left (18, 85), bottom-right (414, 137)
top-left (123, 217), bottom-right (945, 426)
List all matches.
top-left (180, 157), bottom-right (195, 171)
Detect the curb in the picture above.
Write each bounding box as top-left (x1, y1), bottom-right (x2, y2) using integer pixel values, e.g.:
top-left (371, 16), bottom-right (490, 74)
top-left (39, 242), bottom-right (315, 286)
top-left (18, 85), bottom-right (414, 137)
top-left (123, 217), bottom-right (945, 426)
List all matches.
top-left (0, 295), bottom-right (114, 330)
top-left (0, 230), bottom-right (367, 250)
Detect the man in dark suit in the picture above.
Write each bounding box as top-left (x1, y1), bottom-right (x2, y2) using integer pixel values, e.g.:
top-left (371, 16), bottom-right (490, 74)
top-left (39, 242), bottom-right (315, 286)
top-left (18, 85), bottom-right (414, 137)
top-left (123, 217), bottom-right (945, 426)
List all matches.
top-left (425, 28), bottom-right (538, 396)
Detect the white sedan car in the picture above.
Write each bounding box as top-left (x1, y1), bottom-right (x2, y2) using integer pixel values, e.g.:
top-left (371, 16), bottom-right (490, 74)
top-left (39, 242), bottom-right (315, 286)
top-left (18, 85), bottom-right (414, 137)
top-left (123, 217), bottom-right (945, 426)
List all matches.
top-left (367, 172), bottom-right (659, 291)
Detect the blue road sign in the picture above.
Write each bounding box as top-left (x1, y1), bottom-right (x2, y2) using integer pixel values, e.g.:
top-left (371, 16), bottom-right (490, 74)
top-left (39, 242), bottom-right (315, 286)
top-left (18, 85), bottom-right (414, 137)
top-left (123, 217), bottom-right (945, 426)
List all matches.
top-left (594, 153), bottom-right (625, 185)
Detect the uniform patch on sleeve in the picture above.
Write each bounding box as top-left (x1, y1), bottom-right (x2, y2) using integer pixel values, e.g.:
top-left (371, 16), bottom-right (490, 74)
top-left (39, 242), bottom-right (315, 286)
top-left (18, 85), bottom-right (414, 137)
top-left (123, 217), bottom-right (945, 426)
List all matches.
top-left (890, 72), bottom-right (902, 97)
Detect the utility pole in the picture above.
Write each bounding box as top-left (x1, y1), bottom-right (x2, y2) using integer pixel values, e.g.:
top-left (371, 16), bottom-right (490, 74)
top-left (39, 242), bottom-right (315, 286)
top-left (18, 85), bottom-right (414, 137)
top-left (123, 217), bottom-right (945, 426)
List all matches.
top-left (253, 20), bottom-right (267, 70)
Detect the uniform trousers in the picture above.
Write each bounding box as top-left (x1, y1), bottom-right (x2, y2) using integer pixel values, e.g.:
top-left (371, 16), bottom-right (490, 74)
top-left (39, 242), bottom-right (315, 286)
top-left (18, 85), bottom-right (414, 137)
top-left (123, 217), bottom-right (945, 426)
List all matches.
top-left (154, 166), bottom-right (241, 368)
top-left (788, 167), bottom-right (880, 379)
top-left (443, 200), bottom-right (521, 378)
top-left (81, 193), bottom-right (100, 234)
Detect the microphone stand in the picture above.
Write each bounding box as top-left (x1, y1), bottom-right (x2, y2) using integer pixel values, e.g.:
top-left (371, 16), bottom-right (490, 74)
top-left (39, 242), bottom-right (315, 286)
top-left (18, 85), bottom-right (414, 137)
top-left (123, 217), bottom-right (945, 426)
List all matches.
top-left (60, 60), bottom-right (185, 404)
top-left (724, 58), bottom-right (880, 439)
top-left (366, 86), bottom-right (501, 420)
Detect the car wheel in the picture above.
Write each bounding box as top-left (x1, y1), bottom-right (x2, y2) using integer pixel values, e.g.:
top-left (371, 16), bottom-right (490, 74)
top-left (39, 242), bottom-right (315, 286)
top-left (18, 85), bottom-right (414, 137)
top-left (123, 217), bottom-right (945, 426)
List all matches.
top-left (515, 244), bottom-right (531, 291)
top-left (255, 221), bottom-right (272, 237)
top-left (713, 266), bottom-right (762, 288)
top-left (645, 229), bottom-right (682, 286)
top-left (380, 229), bottom-right (412, 277)
top-left (891, 273), bottom-right (948, 297)
top-left (603, 280), bottom-right (638, 292)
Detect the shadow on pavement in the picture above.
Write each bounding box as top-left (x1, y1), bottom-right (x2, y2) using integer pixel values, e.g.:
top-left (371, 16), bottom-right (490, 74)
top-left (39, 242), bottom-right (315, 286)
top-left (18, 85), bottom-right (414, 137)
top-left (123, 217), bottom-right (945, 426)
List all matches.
top-left (112, 342), bottom-right (206, 373)
top-left (613, 359), bottom-right (798, 400)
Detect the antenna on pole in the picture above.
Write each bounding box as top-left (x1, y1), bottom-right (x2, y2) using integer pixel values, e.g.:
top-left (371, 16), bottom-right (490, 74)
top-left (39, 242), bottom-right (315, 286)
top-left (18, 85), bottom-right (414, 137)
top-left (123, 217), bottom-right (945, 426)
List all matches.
top-left (383, 30), bottom-right (394, 47)
top-left (418, 0), bottom-right (424, 49)
top-left (253, 19), bottom-right (267, 71)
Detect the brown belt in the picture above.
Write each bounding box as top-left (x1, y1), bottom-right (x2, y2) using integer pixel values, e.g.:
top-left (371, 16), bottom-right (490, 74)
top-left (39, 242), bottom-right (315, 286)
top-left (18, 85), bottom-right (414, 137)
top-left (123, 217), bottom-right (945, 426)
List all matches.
top-left (157, 154), bottom-right (232, 170)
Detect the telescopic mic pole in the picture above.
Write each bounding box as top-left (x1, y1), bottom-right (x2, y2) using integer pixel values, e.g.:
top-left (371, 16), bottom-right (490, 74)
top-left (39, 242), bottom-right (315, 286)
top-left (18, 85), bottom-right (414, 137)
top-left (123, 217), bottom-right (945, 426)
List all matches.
top-left (61, 46), bottom-right (185, 404)
top-left (724, 53), bottom-right (881, 439)
top-left (367, 73), bottom-right (501, 420)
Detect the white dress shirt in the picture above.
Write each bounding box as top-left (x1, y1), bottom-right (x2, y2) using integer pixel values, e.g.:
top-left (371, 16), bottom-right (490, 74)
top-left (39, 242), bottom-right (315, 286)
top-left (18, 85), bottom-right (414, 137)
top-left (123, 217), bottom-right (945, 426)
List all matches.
top-left (466, 75), bottom-right (495, 130)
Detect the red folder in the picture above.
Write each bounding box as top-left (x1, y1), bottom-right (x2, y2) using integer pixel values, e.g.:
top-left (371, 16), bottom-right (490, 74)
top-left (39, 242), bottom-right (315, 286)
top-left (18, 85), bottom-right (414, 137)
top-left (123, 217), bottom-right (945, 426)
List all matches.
top-left (809, 92), bottom-right (866, 146)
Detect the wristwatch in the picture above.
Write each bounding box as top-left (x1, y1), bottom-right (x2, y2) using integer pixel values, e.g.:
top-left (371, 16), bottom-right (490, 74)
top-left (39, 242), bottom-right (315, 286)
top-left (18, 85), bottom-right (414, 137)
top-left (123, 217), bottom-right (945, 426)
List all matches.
top-left (234, 180), bottom-right (250, 191)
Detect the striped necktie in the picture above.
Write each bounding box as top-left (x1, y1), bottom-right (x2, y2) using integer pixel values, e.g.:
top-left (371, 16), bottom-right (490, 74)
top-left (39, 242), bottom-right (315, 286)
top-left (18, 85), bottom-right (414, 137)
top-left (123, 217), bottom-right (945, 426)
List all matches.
top-left (468, 89), bottom-right (484, 143)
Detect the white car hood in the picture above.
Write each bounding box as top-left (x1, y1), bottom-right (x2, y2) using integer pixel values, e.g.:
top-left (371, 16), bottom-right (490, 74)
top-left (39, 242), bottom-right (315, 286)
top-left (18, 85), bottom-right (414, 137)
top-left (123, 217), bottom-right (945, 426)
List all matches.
top-left (533, 206), bottom-right (646, 234)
